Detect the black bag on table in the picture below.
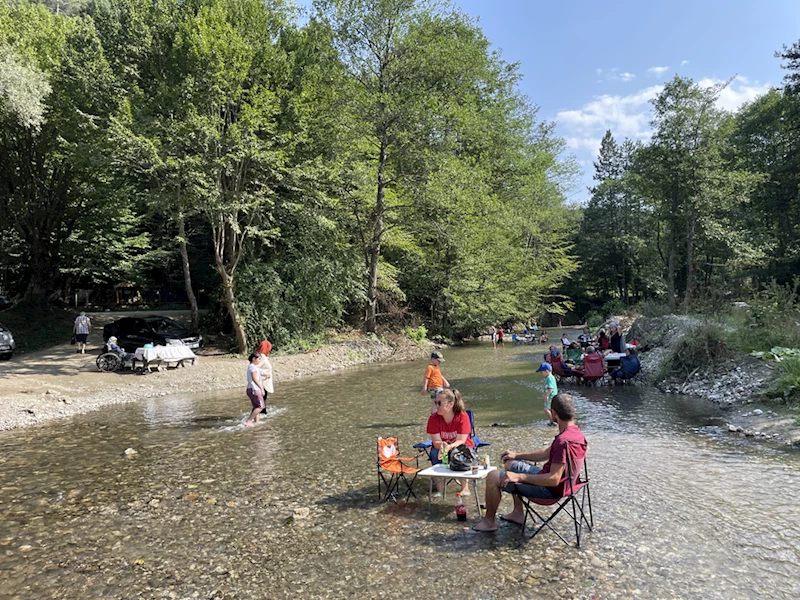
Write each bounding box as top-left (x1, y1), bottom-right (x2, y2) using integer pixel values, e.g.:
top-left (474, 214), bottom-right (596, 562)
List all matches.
top-left (447, 443), bottom-right (478, 471)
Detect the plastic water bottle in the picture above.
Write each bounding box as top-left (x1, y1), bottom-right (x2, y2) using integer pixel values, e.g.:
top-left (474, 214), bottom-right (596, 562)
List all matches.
top-left (455, 492), bottom-right (467, 521)
top-left (441, 446), bottom-right (449, 467)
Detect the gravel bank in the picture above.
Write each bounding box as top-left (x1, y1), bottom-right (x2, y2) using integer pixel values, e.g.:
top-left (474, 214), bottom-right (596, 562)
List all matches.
top-left (626, 315), bottom-right (799, 447)
top-left (0, 334), bottom-right (430, 431)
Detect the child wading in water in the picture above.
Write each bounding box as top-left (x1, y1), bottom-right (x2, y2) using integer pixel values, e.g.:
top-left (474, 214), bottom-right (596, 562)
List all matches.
top-left (421, 351), bottom-right (450, 413)
top-left (245, 353), bottom-right (266, 426)
top-left (536, 362), bottom-right (558, 426)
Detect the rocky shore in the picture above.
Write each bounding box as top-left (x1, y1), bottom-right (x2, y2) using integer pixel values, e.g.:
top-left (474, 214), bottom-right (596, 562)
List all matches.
top-left (0, 334), bottom-right (430, 431)
top-left (624, 315), bottom-right (799, 447)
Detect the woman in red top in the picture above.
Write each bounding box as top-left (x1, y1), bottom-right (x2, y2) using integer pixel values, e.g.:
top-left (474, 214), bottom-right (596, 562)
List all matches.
top-left (426, 389), bottom-right (473, 496)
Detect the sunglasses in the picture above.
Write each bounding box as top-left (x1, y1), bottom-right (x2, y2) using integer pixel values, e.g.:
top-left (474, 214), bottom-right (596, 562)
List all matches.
top-left (434, 400), bottom-right (453, 406)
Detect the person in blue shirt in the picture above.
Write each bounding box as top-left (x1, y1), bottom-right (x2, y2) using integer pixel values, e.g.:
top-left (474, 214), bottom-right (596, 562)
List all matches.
top-left (107, 336), bottom-right (133, 361)
top-left (611, 348), bottom-right (641, 384)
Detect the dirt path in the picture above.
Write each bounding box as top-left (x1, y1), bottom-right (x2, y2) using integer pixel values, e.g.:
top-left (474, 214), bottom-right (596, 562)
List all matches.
top-left (0, 311), bottom-right (429, 430)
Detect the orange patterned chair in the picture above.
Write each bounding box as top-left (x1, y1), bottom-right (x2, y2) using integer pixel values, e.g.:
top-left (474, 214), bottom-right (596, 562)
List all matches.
top-left (377, 437), bottom-right (420, 504)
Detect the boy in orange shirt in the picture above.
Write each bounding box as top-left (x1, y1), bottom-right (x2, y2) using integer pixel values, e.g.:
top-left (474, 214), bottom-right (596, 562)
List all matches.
top-left (421, 351), bottom-right (450, 413)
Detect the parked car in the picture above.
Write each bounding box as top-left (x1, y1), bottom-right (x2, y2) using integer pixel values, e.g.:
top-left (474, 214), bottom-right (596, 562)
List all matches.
top-left (102, 316), bottom-right (203, 353)
top-left (0, 323), bottom-right (15, 359)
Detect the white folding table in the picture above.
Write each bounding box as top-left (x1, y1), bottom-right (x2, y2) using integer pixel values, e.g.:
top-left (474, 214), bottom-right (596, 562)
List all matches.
top-left (416, 464), bottom-right (497, 513)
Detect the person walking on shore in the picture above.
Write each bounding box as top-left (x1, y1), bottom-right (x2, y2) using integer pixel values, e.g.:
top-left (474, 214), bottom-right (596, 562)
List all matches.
top-left (73, 312), bottom-right (92, 354)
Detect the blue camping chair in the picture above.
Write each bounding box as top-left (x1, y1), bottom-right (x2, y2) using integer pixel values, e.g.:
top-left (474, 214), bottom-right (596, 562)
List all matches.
top-left (414, 409), bottom-right (490, 462)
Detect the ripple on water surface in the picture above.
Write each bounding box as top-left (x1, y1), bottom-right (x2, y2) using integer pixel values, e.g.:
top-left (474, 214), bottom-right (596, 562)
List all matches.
top-left (0, 342), bottom-right (798, 599)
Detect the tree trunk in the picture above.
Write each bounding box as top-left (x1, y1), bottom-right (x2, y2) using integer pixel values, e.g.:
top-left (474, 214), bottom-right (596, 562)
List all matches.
top-left (667, 175), bottom-right (678, 313)
top-left (212, 220), bottom-right (248, 354)
top-left (683, 201), bottom-right (695, 313)
top-left (216, 264), bottom-right (248, 353)
top-left (177, 213), bottom-right (199, 331)
top-left (365, 141), bottom-right (388, 333)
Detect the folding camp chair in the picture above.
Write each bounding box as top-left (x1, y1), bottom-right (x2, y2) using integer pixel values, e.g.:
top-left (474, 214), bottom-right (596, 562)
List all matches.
top-left (517, 441), bottom-right (593, 547)
top-left (550, 358), bottom-right (579, 384)
top-left (377, 437), bottom-right (420, 504)
top-left (565, 347), bottom-right (583, 365)
top-left (581, 353), bottom-right (606, 386)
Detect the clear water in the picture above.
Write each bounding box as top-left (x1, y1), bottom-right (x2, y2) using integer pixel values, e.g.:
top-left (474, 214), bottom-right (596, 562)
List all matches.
top-left (1, 343), bottom-right (798, 599)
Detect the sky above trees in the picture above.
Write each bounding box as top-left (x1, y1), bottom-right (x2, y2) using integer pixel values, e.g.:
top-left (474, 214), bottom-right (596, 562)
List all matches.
top-left (298, 0), bottom-right (799, 201)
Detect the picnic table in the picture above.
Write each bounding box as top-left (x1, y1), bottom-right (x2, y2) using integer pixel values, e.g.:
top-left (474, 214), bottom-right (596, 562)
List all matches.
top-left (133, 345), bottom-right (198, 372)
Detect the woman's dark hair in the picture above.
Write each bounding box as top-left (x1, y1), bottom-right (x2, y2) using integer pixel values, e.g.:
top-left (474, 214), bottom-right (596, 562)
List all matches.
top-left (628, 347), bottom-right (638, 357)
top-left (248, 352), bottom-right (262, 362)
top-left (598, 330), bottom-right (607, 338)
top-left (551, 393), bottom-right (576, 421)
top-left (437, 389), bottom-right (466, 413)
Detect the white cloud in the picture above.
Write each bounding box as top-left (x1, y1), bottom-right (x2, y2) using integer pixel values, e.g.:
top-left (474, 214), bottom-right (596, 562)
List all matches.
top-left (697, 75), bottom-right (771, 111)
top-left (647, 66), bottom-right (670, 77)
top-left (680, 60), bottom-right (689, 66)
top-left (596, 67), bottom-right (636, 82)
top-left (558, 75), bottom-right (772, 199)
top-left (557, 85), bottom-right (663, 142)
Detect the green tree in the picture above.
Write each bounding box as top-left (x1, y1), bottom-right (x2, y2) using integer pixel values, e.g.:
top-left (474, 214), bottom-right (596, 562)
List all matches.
top-left (0, 2), bottom-right (138, 303)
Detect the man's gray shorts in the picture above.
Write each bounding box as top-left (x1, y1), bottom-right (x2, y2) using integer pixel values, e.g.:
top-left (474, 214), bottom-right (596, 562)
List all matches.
top-left (500, 460), bottom-right (559, 499)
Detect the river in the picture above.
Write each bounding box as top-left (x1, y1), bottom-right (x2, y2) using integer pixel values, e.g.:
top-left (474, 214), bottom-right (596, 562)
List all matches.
top-left (0, 343), bottom-right (798, 599)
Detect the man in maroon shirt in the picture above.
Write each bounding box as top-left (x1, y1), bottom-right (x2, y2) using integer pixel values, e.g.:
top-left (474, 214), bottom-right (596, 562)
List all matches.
top-left (472, 393), bottom-right (586, 532)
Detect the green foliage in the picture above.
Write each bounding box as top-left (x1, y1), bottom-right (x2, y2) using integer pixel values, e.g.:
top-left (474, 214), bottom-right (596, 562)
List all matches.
top-left (766, 357), bottom-right (800, 402)
top-left (655, 324), bottom-right (730, 380)
top-left (750, 347), bottom-right (800, 361)
top-left (402, 325), bottom-right (427, 347)
top-left (634, 299), bottom-right (671, 318)
top-left (600, 299), bottom-right (626, 319)
top-left (584, 311), bottom-right (604, 329)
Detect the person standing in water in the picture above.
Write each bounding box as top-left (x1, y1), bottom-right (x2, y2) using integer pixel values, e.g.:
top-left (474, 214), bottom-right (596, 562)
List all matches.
top-left (421, 351), bottom-right (449, 413)
top-left (245, 353), bottom-right (266, 427)
top-left (256, 340), bottom-right (274, 415)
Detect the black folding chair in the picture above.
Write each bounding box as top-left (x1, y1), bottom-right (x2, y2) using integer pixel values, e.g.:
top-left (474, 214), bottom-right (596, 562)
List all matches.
top-left (517, 441), bottom-right (593, 547)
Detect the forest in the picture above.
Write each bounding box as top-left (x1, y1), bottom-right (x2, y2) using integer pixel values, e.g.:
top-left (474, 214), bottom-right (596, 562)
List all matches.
top-left (1, 0), bottom-right (799, 354)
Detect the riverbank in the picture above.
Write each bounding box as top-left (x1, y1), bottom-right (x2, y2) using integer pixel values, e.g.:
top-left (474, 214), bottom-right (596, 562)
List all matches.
top-left (0, 333), bottom-right (430, 431)
top-left (627, 314), bottom-right (800, 447)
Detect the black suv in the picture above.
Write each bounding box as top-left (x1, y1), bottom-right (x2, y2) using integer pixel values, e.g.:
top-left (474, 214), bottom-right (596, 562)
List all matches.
top-left (102, 316), bottom-right (203, 353)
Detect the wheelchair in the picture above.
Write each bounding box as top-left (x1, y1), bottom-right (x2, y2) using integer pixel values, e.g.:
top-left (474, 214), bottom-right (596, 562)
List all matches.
top-left (96, 344), bottom-right (137, 372)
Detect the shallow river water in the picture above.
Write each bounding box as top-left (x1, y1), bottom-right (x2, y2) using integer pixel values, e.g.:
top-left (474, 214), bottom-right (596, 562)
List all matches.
top-left (1, 343), bottom-right (799, 599)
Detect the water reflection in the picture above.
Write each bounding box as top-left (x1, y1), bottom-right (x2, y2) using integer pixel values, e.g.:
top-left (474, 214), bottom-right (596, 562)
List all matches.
top-left (0, 342), bottom-right (798, 599)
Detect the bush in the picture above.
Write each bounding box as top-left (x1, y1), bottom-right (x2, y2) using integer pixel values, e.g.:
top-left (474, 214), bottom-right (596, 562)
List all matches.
top-left (635, 299), bottom-right (671, 318)
top-left (767, 357), bottom-right (800, 403)
top-left (601, 299), bottom-right (626, 319)
top-left (656, 324), bottom-right (730, 380)
top-left (717, 279), bottom-right (800, 354)
top-left (402, 325), bottom-right (428, 348)
top-left (584, 311), bottom-right (604, 329)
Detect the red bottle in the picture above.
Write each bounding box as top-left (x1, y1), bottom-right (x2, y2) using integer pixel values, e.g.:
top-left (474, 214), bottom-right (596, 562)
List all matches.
top-left (455, 492), bottom-right (467, 522)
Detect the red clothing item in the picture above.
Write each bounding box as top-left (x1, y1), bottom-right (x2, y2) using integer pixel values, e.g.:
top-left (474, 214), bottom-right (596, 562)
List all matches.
top-left (426, 412), bottom-right (474, 447)
top-left (541, 425), bottom-right (586, 496)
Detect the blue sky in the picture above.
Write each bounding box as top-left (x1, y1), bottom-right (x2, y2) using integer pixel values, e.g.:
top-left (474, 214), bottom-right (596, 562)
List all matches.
top-left (295, 0), bottom-right (800, 200)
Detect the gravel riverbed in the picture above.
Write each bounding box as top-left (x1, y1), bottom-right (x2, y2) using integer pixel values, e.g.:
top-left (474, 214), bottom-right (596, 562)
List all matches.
top-left (0, 335), bottom-right (430, 431)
